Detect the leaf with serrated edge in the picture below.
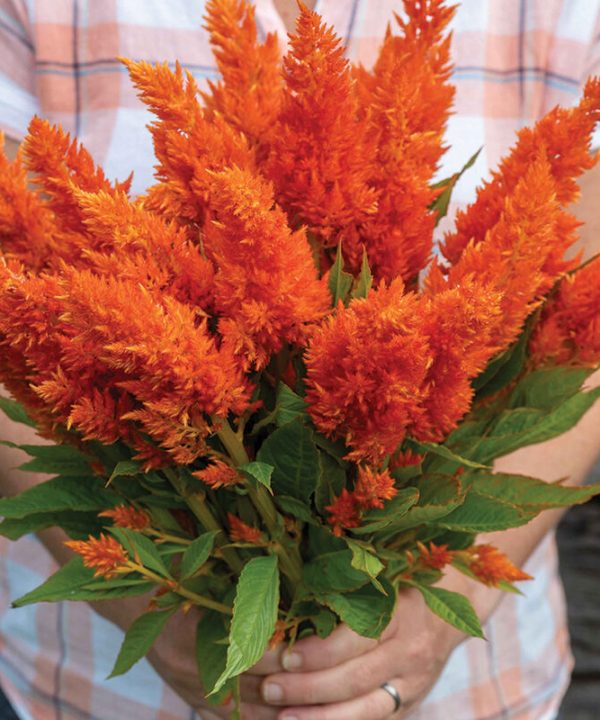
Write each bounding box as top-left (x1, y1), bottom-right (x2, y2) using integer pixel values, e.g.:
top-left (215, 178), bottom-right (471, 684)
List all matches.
top-left (238, 462), bottom-right (274, 491)
top-left (327, 242), bottom-right (353, 307)
top-left (408, 582), bottom-right (484, 638)
top-left (196, 610), bottom-right (234, 703)
top-left (275, 384), bottom-right (307, 426)
top-left (211, 555), bottom-right (279, 695)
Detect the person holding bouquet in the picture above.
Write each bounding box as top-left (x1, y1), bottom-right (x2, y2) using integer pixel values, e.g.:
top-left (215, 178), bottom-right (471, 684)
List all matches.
top-left (0, 1), bottom-right (599, 719)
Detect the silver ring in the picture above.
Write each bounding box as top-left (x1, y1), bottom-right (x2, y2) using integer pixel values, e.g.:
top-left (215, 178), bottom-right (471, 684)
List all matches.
top-left (380, 682), bottom-right (402, 713)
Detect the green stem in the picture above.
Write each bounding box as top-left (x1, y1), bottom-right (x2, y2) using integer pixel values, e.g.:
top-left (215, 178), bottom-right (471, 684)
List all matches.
top-left (214, 417), bottom-right (304, 586)
top-left (163, 467), bottom-right (243, 574)
top-left (231, 677), bottom-right (242, 720)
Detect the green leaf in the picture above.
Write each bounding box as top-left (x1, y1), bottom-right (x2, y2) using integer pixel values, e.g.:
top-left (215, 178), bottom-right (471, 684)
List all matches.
top-left (352, 249), bottom-right (373, 299)
top-left (328, 242), bottom-right (353, 307)
top-left (435, 490), bottom-right (534, 532)
top-left (196, 610), bottom-right (234, 703)
top-left (315, 451), bottom-right (346, 515)
top-left (430, 148), bottom-right (481, 223)
top-left (312, 608), bottom-right (337, 638)
top-left (470, 472), bottom-right (600, 512)
top-left (408, 440), bottom-right (489, 470)
top-left (238, 462), bottom-right (274, 492)
top-left (180, 532), bottom-right (219, 580)
top-left (0, 396), bottom-right (35, 427)
top-left (15, 443), bottom-right (94, 476)
top-left (319, 577), bottom-right (396, 638)
top-left (345, 539), bottom-right (384, 580)
top-left (351, 488), bottom-right (420, 535)
top-left (303, 550), bottom-right (371, 593)
top-left (109, 608), bottom-right (177, 677)
top-left (275, 496), bottom-right (318, 525)
top-left (507, 366), bottom-right (592, 411)
top-left (409, 583), bottom-right (484, 638)
top-left (0, 510), bottom-right (104, 540)
top-left (109, 528), bottom-right (172, 579)
top-left (257, 418), bottom-right (321, 502)
top-left (13, 557), bottom-right (96, 606)
top-left (212, 555), bottom-right (279, 695)
top-left (275, 384), bottom-right (307, 427)
top-left (0, 476), bottom-right (120, 519)
top-left (473, 320), bottom-right (533, 397)
top-left (108, 460), bottom-right (143, 484)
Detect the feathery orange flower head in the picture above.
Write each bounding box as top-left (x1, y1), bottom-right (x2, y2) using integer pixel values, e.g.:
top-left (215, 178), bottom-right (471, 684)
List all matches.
top-left (410, 277), bottom-right (504, 441)
top-left (124, 59), bottom-right (255, 225)
top-left (202, 0), bottom-right (283, 149)
top-left (227, 513), bottom-right (263, 543)
top-left (203, 166), bottom-right (330, 370)
top-left (325, 488), bottom-right (362, 536)
top-left (530, 254), bottom-right (600, 367)
top-left (23, 117), bottom-right (131, 242)
top-left (65, 533), bottom-right (129, 578)
top-left (193, 460), bottom-right (241, 490)
top-left (353, 466), bottom-right (398, 510)
top-left (466, 544), bottom-right (532, 587)
top-left (390, 448), bottom-right (424, 469)
top-left (429, 151), bottom-right (573, 355)
top-left (55, 268), bottom-right (252, 464)
top-left (306, 278), bottom-right (431, 463)
top-left (418, 541), bottom-right (455, 570)
top-left (442, 78), bottom-right (600, 267)
top-left (0, 134), bottom-right (61, 271)
top-left (354, 0), bottom-right (456, 284)
top-left (266, 4), bottom-right (377, 255)
top-left (99, 505), bottom-right (151, 531)
top-left (73, 189), bottom-right (215, 310)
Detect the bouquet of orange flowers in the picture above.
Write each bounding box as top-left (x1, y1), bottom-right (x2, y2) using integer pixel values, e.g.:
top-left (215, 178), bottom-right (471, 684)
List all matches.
top-left (1, 0), bottom-right (600, 714)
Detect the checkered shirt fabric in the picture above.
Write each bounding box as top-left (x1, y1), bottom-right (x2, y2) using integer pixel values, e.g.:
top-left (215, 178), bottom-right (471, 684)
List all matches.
top-left (0, 1), bottom-right (599, 718)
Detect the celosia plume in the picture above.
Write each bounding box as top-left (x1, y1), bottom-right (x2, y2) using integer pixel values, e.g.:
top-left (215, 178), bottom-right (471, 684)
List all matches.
top-left (204, 166), bottom-right (330, 369)
top-left (194, 460), bottom-right (241, 489)
top-left (465, 544), bottom-right (532, 587)
top-left (442, 78), bottom-right (600, 266)
top-left (227, 513), bottom-right (263, 543)
top-left (418, 541), bottom-right (455, 570)
top-left (99, 506), bottom-right (151, 531)
top-left (306, 279), bottom-right (430, 462)
top-left (65, 533), bottom-right (129, 578)
top-left (530, 254), bottom-right (600, 367)
top-left (203, 0), bottom-right (282, 148)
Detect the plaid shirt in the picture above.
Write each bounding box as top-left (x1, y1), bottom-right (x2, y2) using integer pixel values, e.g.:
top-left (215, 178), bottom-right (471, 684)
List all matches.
top-left (0, 1), bottom-right (598, 718)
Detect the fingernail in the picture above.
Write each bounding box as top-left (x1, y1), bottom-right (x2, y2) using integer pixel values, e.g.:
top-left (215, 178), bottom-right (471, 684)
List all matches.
top-left (282, 651), bottom-right (303, 670)
top-left (263, 682), bottom-right (284, 703)
top-left (281, 716), bottom-right (299, 720)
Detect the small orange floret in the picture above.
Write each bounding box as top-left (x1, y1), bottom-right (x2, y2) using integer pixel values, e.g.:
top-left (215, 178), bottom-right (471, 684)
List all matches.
top-left (418, 541), bottom-right (455, 570)
top-left (64, 533), bottom-right (129, 578)
top-left (325, 488), bottom-right (362, 536)
top-left (467, 544), bottom-right (533, 587)
top-left (227, 513), bottom-right (263, 544)
top-left (268, 619), bottom-right (287, 650)
top-left (99, 505), bottom-right (150, 531)
top-left (353, 466), bottom-right (397, 510)
top-left (193, 460), bottom-right (241, 489)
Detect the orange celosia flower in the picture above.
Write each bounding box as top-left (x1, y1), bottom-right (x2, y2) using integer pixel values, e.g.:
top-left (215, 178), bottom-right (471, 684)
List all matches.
top-left (266, 5), bottom-right (377, 256)
top-left (410, 277), bottom-right (504, 441)
top-left (530, 255), bottom-right (600, 367)
top-left (123, 59), bottom-right (254, 224)
top-left (268, 619), bottom-right (287, 650)
top-left (466, 544), bottom-right (532, 587)
top-left (427, 152), bottom-right (573, 355)
top-left (325, 488), bottom-right (362, 536)
top-left (390, 448), bottom-right (424, 469)
top-left (65, 533), bottom-right (129, 578)
top-left (99, 505), bottom-right (151, 531)
top-left (442, 77), bottom-right (600, 267)
top-left (204, 166), bottom-right (330, 369)
top-left (354, 0), bottom-right (456, 283)
top-left (227, 513), bottom-right (263, 543)
top-left (193, 460), bottom-right (241, 489)
top-left (306, 279), bottom-right (430, 462)
top-left (418, 541), bottom-right (455, 570)
top-left (353, 466), bottom-right (397, 510)
top-left (202, 0), bottom-right (283, 150)
top-left (46, 269), bottom-right (252, 464)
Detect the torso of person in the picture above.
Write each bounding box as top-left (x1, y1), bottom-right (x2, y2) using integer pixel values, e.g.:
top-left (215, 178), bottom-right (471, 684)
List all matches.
top-left (0, 1), bottom-right (598, 719)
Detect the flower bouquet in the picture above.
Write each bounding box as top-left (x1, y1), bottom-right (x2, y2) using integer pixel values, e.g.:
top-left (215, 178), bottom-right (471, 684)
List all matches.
top-left (0, 0), bottom-right (599, 715)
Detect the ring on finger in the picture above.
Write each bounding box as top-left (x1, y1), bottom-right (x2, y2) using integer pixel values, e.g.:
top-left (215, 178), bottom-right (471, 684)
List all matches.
top-left (380, 681), bottom-right (402, 713)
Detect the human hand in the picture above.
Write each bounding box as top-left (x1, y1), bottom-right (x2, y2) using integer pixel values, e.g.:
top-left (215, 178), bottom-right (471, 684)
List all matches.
top-left (256, 586), bottom-right (466, 719)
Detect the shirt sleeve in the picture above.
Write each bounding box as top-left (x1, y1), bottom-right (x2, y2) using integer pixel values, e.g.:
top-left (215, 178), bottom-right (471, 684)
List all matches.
top-left (583, 4), bottom-right (600, 147)
top-left (0, 0), bottom-right (40, 140)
